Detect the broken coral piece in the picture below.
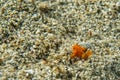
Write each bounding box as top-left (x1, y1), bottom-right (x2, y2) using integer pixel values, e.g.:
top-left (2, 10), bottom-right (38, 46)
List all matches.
top-left (70, 43), bottom-right (92, 60)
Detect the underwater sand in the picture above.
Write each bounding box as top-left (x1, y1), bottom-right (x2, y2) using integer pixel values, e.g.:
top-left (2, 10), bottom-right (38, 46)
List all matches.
top-left (0, 0), bottom-right (120, 80)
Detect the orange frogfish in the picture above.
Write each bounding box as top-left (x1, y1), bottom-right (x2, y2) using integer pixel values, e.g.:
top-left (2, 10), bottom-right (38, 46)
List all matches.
top-left (70, 44), bottom-right (92, 60)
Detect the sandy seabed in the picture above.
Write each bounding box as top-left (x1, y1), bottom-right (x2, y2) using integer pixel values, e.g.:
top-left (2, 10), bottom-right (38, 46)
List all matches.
top-left (0, 0), bottom-right (120, 80)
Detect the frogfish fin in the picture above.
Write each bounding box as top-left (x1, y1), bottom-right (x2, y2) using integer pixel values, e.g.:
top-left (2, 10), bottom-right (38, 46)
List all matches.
top-left (82, 50), bottom-right (92, 60)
